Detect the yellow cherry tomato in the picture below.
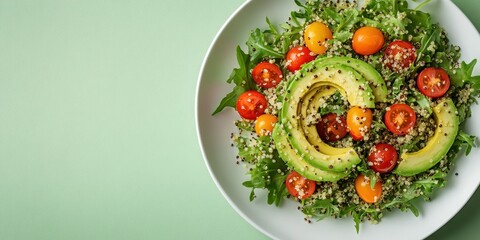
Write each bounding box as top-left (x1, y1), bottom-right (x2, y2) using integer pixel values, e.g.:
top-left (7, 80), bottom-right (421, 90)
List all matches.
top-left (346, 106), bottom-right (372, 141)
top-left (355, 174), bottom-right (382, 204)
top-left (352, 26), bottom-right (385, 55)
top-left (255, 114), bottom-right (277, 136)
top-left (304, 22), bottom-right (333, 55)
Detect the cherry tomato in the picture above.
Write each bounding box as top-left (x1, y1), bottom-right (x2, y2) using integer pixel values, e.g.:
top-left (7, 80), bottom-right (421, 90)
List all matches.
top-left (255, 114), bottom-right (277, 136)
top-left (316, 113), bottom-right (348, 142)
top-left (304, 22), bottom-right (333, 55)
top-left (251, 62), bottom-right (283, 89)
top-left (355, 174), bottom-right (382, 204)
top-left (236, 90), bottom-right (268, 120)
top-left (383, 40), bottom-right (416, 72)
top-left (285, 171), bottom-right (316, 200)
top-left (384, 103), bottom-right (416, 135)
top-left (346, 107), bottom-right (373, 141)
top-left (352, 26), bottom-right (385, 55)
top-left (285, 46), bottom-right (316, 72)
top-left (417, 67), bottom-right (450, 98)
top-left (367, 143), bottom-right (398, 173)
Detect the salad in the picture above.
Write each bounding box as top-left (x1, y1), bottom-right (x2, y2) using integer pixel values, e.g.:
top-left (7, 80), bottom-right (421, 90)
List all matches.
top-left (212, 0), bottom-right (480, 232)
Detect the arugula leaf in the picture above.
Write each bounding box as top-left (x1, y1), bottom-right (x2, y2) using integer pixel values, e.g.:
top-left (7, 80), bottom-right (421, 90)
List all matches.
top-left (318, 91), bottom-right (347, 116)
top-left (333, 9), bottom-right (360, 42)
top-left (450, 59), bottom-right (480, 90)
top-left (407, 90), bottom-right (432, 115)
top-left (247, 28), bottom-right (284, 64)
top-left (243, 154), bottom-right (288, 206)
top-left (415, 25), bottom-right (441, 64)
top-left (212, 46), bottom-right (255, 115)
top-left (302, 199), bottom-right (340, 221)
top-left (456, 130), bottom-right (477, 155)
top-left (413, 0), bottom-right (432, 11)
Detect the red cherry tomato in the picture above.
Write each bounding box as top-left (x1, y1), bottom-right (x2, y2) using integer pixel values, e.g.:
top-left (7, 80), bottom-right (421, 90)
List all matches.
top-left (316, 113), bottom-right (348, 142)
top-left (355, 174), bottom-right (382, 204)
top-left (367, 143), bottom-right (398, 173)
top-left (384, 103), bottom-right (416, 135)
top-left (383, 40), bottom-right (416, 72)
top-left (352, 26), bottom-right (385, 55)
top-left (236, 90), bottom-right (268, 120)
top-left (285, 171), bottom-right (316, 200)
top-left (285, 46), bottom-right (316, 72)
top-left (417, 67), bottom-right (450, 98)
top-left (252, 62), bottom-right (283, 88)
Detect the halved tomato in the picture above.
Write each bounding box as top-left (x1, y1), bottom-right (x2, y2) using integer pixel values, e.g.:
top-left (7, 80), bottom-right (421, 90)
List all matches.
top-left (417, 67), bottom-right (450, 98)
top-left (285, 46), bottom-right (316, 72)
top-left (236, 90), bottom-right (268, 120)
top-left (252, 62), bottom-right (283, 89)
top-left (367, 143), bottom-right (398, 173)
top-left (316, 113), bottom-right (348, 142)
top-left (285, 171), bottom-right (316, 200)
top-left (383, 40), bottom-right (416, 72)
top-left (384, 103), bottom-right (416, 135)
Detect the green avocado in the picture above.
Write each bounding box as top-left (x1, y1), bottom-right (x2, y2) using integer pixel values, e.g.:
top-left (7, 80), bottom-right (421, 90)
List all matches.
top-left (280, 59), bottom-right (377, 172)
top-left (272, 124), bottom-right (349, 182)
top-left (299, 86), bottom-right (351, 156)
top-left (314, 56), bottom-right (388, 102)
top-left (394, 98), bottom-right (459, 176)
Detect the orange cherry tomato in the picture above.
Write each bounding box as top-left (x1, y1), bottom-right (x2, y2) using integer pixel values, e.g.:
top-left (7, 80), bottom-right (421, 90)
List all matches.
top-left (352, 26), bottom-right (385, 55)
top-left (355, 174), bottom-right (382, 204)
top-left (417, 67), bottom-right (450, 98)
top-left (285, 171), bottom-right (316, 200)
top-left (304, 22), bottom-right (333, 55)
top-left (346, 107), bottom-right (373, 141)
top-left (255, 114), bottom-right (277, 136)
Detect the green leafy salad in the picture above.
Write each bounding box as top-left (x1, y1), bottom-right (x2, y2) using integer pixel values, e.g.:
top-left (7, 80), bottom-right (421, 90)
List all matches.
top-left (212, 0), bottom-right (480, 232)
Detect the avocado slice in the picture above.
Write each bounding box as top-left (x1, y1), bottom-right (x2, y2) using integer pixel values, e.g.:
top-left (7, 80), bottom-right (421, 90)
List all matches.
top-left (281, 61), bottom-right (375, 172)
top-left (272, 125), bottom-right (349, 181)
top-left (299, 85), bottom-right (351, 156)
top-left (315, 56), bottom-right (388, 102)
top-left (394, 98), bottom-right (459, 176)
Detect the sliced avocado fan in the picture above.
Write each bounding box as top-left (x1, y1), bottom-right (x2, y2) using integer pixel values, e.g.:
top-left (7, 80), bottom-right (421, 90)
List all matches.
top-left (273, 57), bottom-right (387, 179)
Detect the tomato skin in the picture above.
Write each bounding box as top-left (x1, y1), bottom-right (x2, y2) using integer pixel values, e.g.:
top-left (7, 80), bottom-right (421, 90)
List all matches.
top-left (255, 114), bottom-right (277, 136)
top-left (286, 46), bottom-right (316, 72)
top-left (304, 22), bottom-right (333, 55)
top-left (346, 107), bottom-right (373, 141)
top-left (355, 174), bottom-right (382, 204)
top-left (316, 113), bottom-right (348, 142)
top-left (251, 62), bottom-right (283, 89)
top-left (384, 103), bottom-right (416, 135)
top-left (352, 26), bottom-right (385, 55)
top-left (236, 90), bottom-right (268, 120)
top-left (285, 171), bottom-right (316, 200)
top-left (417, 67), bottom-right (450, 98)
top-left (383, 40), bottom-right (416, 72)
top-left (367, 143), bottom-right (398, 173)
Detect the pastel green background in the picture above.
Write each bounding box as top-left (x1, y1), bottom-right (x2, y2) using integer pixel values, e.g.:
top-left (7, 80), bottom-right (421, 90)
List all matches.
top-left (0, 0), bottom-right (477, 239)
